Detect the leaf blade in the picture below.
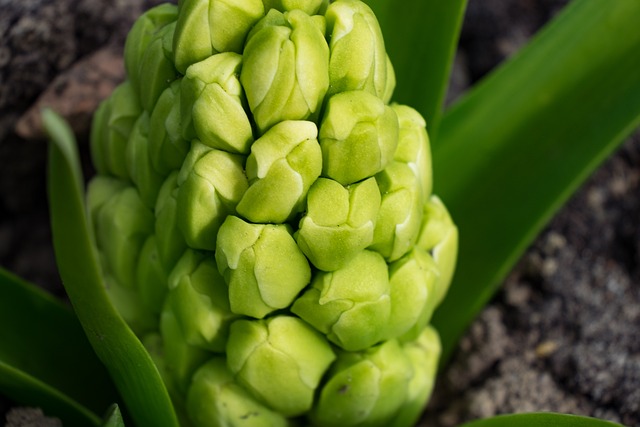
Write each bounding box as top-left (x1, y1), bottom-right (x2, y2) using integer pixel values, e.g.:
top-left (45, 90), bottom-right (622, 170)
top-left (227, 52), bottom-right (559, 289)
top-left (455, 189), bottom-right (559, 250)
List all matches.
top-left (0, 267), bottom-right (117, 415)
top-left (459, 413), bottom-right (623, 427)
top-left (43, 109), bottom-right (179, 427)
top-left (431, 0), bottom-right (640, 362)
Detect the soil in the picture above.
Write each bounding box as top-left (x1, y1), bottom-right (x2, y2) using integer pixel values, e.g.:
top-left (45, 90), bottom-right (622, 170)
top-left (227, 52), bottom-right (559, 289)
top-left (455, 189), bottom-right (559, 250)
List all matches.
top-left (1, 0), bottom-right (638, 426)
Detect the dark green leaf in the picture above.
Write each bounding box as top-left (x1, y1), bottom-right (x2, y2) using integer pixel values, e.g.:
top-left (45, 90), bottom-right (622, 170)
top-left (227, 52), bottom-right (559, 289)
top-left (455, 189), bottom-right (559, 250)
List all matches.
top-left (432, 0), bottom-right (640, 362)
top-left (0, 361), bottom-right (101, 427)
top-left (0, 267), bottom-right (116, 419)
top-left (460, 413), bottom-right (623, 427)
top-left (43, 109), bottom-right (179, 427)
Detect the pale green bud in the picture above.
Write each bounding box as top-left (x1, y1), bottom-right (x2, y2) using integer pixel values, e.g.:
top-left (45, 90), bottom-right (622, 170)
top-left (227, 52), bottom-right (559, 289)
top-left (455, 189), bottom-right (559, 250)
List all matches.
top-left (262, 0), bottom-right (327, 15)
top-left (124, 4), bottom-right (178, 99)
top-left (216, 216), bottom-right (311, 318)
top-left (291, 250), bottom-right (390, 351)
top-left (382, 54), bottom-right (396, 104)
top-left (295, 177), bottom-right (380, 271)
top-left (176, 142), bottom-right (248, 250)
top-left (96, 81), bottom-right (142, 180)
top-left (173, 0), bottom-right (265, 73)
top-left (236, 120), bottom-right (322, 223)
top-left (136, 236), bottom-right (168, 316)
top-left (226, 316), bottom-right (336, 417)
top-left (137, 21), bottom-right (179, 112)
top-left (319, 90), bottom-right (399, 185)
top-left (86, 176), bottom-right (128, 231)
top-left (89, 99), bottom-right (111, 175)
top-left (160, 308), bottom-right (211, 395)
top-left (155, 172), bottom-right (188, 272)
top-left (187, 358), bottom-right (288, 427)
top-left (370, 161), bottom-right (423, 261)
top-left (208, 0), bottom-right (265, 53)
top-left (325, 0), bottom-right (393, 99)
top-left (95, 186), bottom-right (154, 289)
top-left (390, 326), bottom-right (441, 427)
top-left (166, 250), bottom-right (237, 352)
top-left (148, 80), bottom-right (189, 175)
top-left (125, 113), bottom-right (164, 209)
top-left (392, 103), bottom-right (432, 200)
top-left (311, 339), bottom-right (413, 427)
top-left (385, 248), bottom-right (438, 340)
top-left (417, 195), bottom-right (458, 305)
top-left (102, 273), bottom-right (156, 336)
top-left (241, 9), bottom-right (329, 133)
top-left (181, 53), bottom-right (254, 154)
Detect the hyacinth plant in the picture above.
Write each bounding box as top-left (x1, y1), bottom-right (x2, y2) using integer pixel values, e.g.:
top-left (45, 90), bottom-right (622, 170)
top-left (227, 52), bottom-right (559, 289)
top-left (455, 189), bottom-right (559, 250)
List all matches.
top-left (1, 0), bottom-right (639, 426)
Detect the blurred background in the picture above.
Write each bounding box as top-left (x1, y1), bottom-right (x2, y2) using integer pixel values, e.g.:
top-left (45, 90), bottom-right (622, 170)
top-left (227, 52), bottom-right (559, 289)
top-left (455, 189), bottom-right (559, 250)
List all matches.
top-left (0, 0), bottom-right (638, 425)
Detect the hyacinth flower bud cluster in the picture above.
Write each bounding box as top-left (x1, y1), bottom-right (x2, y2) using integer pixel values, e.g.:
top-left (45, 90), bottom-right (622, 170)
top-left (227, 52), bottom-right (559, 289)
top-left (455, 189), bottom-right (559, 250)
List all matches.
top-left (88, 0), bottom-right (458, 426)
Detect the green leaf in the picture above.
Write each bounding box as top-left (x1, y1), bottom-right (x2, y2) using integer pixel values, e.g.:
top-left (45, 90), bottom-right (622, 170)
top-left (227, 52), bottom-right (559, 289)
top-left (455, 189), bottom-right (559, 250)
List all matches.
top-left (459, 413), bottom-right (623, 427)
top-left (102, 405), bottom-right (125, 427)
top-left (0, 267), bottom-right (116, 424)
top-left (0, 362), bottom-right (101, 427)
top-left (366, 0), bottom-right (468, 135)
top-left (432, 0), bottom-right (640, 362)
top-left (43, 109), bottom-right (179, 427)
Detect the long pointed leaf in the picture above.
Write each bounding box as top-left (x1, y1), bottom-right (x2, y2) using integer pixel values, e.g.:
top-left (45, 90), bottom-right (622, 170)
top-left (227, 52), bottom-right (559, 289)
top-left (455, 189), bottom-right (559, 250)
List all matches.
top-left (0, 267), bottom-right (116, 417)
top-left (43, 109), bottom-right (179, 427)
top-left (432, 0), bottom-right (640, 362)
top-left (460, 413), bottom-right (623, 427)
top-left (366, 0), bottom-right (467, 135)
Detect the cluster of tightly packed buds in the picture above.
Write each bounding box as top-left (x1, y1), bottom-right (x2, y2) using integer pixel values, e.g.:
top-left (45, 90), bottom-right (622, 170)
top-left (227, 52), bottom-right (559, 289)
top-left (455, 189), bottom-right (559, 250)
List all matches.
top-left (87, 0), bottom-right (458, 425)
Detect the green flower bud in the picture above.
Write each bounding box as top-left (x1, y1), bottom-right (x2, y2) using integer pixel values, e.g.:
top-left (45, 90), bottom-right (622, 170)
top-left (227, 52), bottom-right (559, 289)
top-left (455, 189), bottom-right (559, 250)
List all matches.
top-left (382, 54), bottom-right (396, 104)
top-left (187, 358), bottom-right (288, 427)
top-left (181, 53), bottom-right (254, 154)
top-left (226, 316), bottom-right (336, 417)
top-left (370, 161), bottom-right (423, 261)
top-left (149, 80), bottom-right (190, 175)
top-left (89, 99), bottom-right (111, 175)
top-left (155, 172), bottom-right (188, 271)
top-left (311, 339), bottom-right (412, 427)
top-left (392, 103), bottom-right (432, 200)
top-left (209, 0), bottom-right (266, 53)
top-left (165, 250), bottom-right (237, 352)
top-left (325, 0), bottom-right (393, 99)
top-left (95, 186), bottom-right (154, 289)
top-left (216, 216), bottom-right (311, 318)
top-left (173, 0), bottom-right (265, 73)
top-left (124, 4), bottom-right (178, 99)
top-left (295, 177), bottom-right (380, 271)
top-left (385, 248), bottom-right (438, 340)
top-left (160, 308), bottom-right (211, 395)
top-left (125, 113), bottom-right (164, 208)
top-left (95, 81), bottom-right (142, 180)
top-left (86, 176), bottom-right (128, 231)
top-left (103, 273), bottom-right (157, 336)
top-left (417, 196), bottom-right (458, 305)
top-left (136, 236), bottom-right (168, 316)
top-left (319, 90), bottom-right (399, 185)
top-left (176, 142), bottom-right (248, 250)
top-left (390, 326), bottom-right (441, 427)
top-left (292, 250), bottom-right (390, 351)
top-left (137, 21), bottom-right (179, 112)
top-left (262, 0), bottom-right (327, 15)
top-left (236, 120), bottom-right (322, 223)
top-left (241, 9), bottom-right (329, 133)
